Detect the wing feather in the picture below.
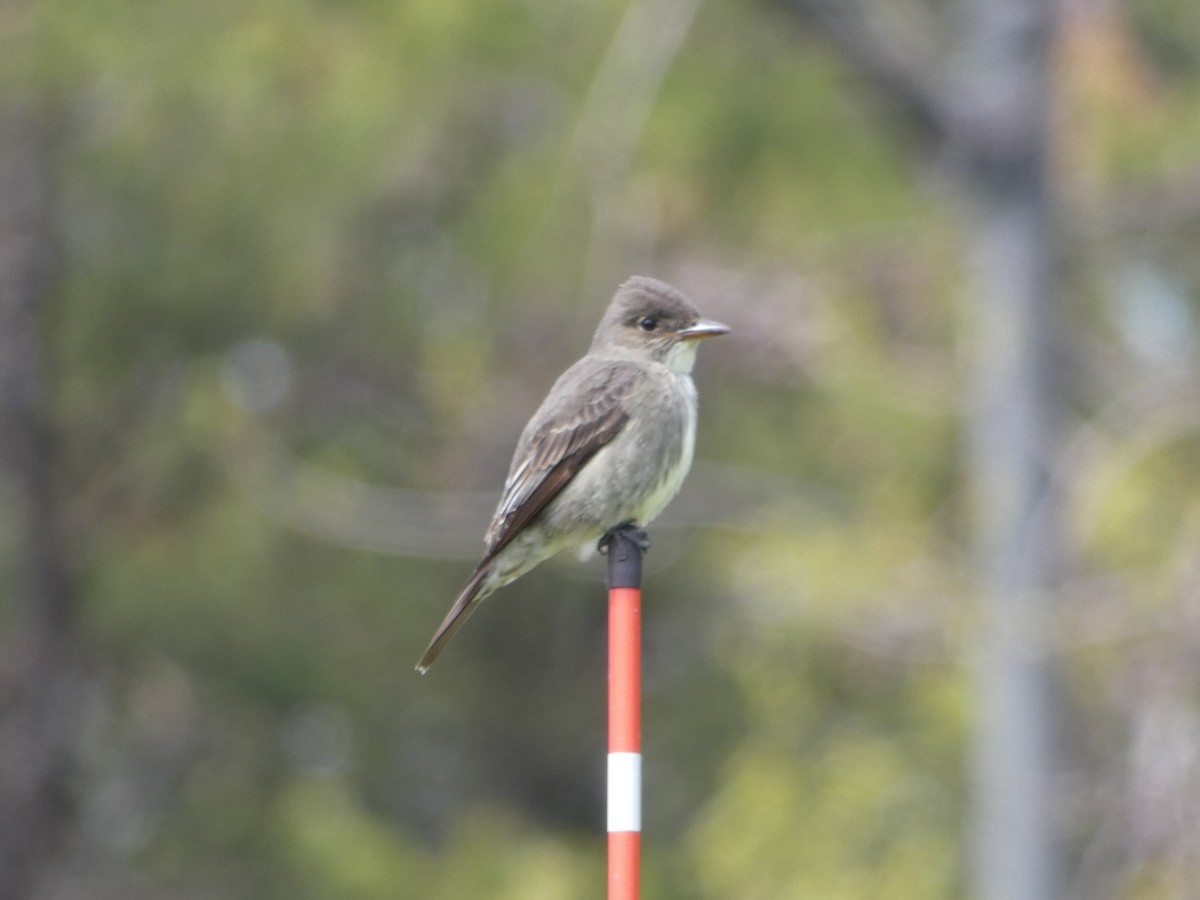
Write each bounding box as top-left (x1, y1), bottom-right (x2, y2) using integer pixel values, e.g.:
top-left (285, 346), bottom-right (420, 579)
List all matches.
top-left (482, 360), bottom-right (639, 557)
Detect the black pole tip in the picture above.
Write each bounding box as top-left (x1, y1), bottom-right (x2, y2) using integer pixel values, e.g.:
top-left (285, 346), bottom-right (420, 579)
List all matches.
top-left (601, 522), bottom-right (648, 589)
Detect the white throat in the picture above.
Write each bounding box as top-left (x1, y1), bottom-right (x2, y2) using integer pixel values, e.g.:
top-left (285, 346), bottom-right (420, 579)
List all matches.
top-left (665, 339), bottom-right (699, 374)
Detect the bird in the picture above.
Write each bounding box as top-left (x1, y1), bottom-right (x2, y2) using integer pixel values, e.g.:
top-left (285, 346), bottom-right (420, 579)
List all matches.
top-left (416, 276), bottom-right (728, 672)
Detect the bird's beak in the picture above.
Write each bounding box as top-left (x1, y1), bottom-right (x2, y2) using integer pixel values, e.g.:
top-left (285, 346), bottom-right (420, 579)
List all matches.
top-left (675, 318), bottom-right (730, 341)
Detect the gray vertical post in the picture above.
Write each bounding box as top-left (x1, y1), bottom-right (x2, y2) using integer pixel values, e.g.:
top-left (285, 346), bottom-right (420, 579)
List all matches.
top-left (953, 1), bottom-right (1063, 897)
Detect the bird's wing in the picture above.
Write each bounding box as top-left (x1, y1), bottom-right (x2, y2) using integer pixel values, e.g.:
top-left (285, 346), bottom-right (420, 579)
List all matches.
top-left (483, 359), bottom-right (639, 558)
top-left (416, 360), bottom-right (638, 673)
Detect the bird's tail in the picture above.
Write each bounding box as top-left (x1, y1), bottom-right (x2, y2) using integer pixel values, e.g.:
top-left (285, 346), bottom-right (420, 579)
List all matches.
top-left (416, 562), bottom-right (494, 673)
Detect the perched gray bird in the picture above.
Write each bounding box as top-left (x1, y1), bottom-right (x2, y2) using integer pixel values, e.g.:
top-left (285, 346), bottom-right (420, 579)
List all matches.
top-left (416, 276), bottom-right (728, 672)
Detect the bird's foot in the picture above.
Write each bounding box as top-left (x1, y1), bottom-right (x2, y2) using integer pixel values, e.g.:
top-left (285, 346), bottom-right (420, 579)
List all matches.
top-left (599, 521), bottom-right (650, 555)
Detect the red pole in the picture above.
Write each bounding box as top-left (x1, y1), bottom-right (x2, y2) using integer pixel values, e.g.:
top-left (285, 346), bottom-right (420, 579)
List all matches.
top-left (606, 526), bottom-right (644, 900)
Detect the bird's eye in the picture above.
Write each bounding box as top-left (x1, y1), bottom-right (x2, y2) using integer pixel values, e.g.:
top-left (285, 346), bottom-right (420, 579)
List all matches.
top-left (638, 317), bottom-right (657, 332)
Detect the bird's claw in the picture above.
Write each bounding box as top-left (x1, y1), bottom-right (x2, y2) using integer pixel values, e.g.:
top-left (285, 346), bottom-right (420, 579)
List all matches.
top-left (599, 522), bottom-right (650, 555)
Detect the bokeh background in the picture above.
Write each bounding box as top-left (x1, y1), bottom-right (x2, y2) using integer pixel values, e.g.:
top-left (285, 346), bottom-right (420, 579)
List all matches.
top-left (3, 0), bottom-right (1200, 897)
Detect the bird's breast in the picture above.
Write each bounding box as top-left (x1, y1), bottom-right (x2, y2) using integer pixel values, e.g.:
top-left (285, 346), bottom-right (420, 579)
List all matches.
top-left (544, 369), bottom-right (699, 558)
top-left (626, 372), bottom-right (697, 525)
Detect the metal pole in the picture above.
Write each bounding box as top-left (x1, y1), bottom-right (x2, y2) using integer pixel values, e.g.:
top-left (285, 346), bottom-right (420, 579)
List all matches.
top-left (605, 526), bottom-right (644, 900)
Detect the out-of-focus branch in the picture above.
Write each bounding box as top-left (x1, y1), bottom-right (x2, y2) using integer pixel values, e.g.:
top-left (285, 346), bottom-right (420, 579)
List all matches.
top-left (1083, 165), bottom-right (1200, 237)
top-left (776, 0), bottom-right (952, 147)
top-left (0, 103), bottom-right (88, 900)
top-left (572, 0), bottom-right (704, 296)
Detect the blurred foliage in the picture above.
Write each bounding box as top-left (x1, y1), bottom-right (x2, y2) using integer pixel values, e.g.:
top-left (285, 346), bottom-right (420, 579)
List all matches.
top-left (3, 0), bottom-right (1200, 896)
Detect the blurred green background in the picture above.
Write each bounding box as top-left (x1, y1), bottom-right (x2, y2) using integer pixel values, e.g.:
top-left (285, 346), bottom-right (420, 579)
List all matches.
top-left (2, 0), bottom-right (1200, 897)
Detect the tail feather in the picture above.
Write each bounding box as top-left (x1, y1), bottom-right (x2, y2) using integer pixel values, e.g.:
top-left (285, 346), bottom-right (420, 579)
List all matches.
top-left (416, 563), bottom-right (493, 673)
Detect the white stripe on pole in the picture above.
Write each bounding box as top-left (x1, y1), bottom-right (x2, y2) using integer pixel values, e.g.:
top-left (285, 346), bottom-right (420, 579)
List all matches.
top-left (607, 752), bottom-right (642, 832)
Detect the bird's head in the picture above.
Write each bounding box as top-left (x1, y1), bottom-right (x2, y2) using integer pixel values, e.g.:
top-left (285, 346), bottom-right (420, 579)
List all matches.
top-left (593, 276), bottom-right (729, 373)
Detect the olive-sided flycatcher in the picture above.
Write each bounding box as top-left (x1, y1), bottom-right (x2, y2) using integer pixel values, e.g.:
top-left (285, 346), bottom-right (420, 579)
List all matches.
top-left (416, 276), bottom-right (728, 672)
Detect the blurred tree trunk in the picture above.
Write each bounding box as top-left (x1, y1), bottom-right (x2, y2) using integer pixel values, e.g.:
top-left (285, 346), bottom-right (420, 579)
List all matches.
top-left (781, 0), bottom-right (1064, 897)
top-left (953, 2), bottom-right (1063, 898)
top-left (0, 104), bottom-right (87, 899)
